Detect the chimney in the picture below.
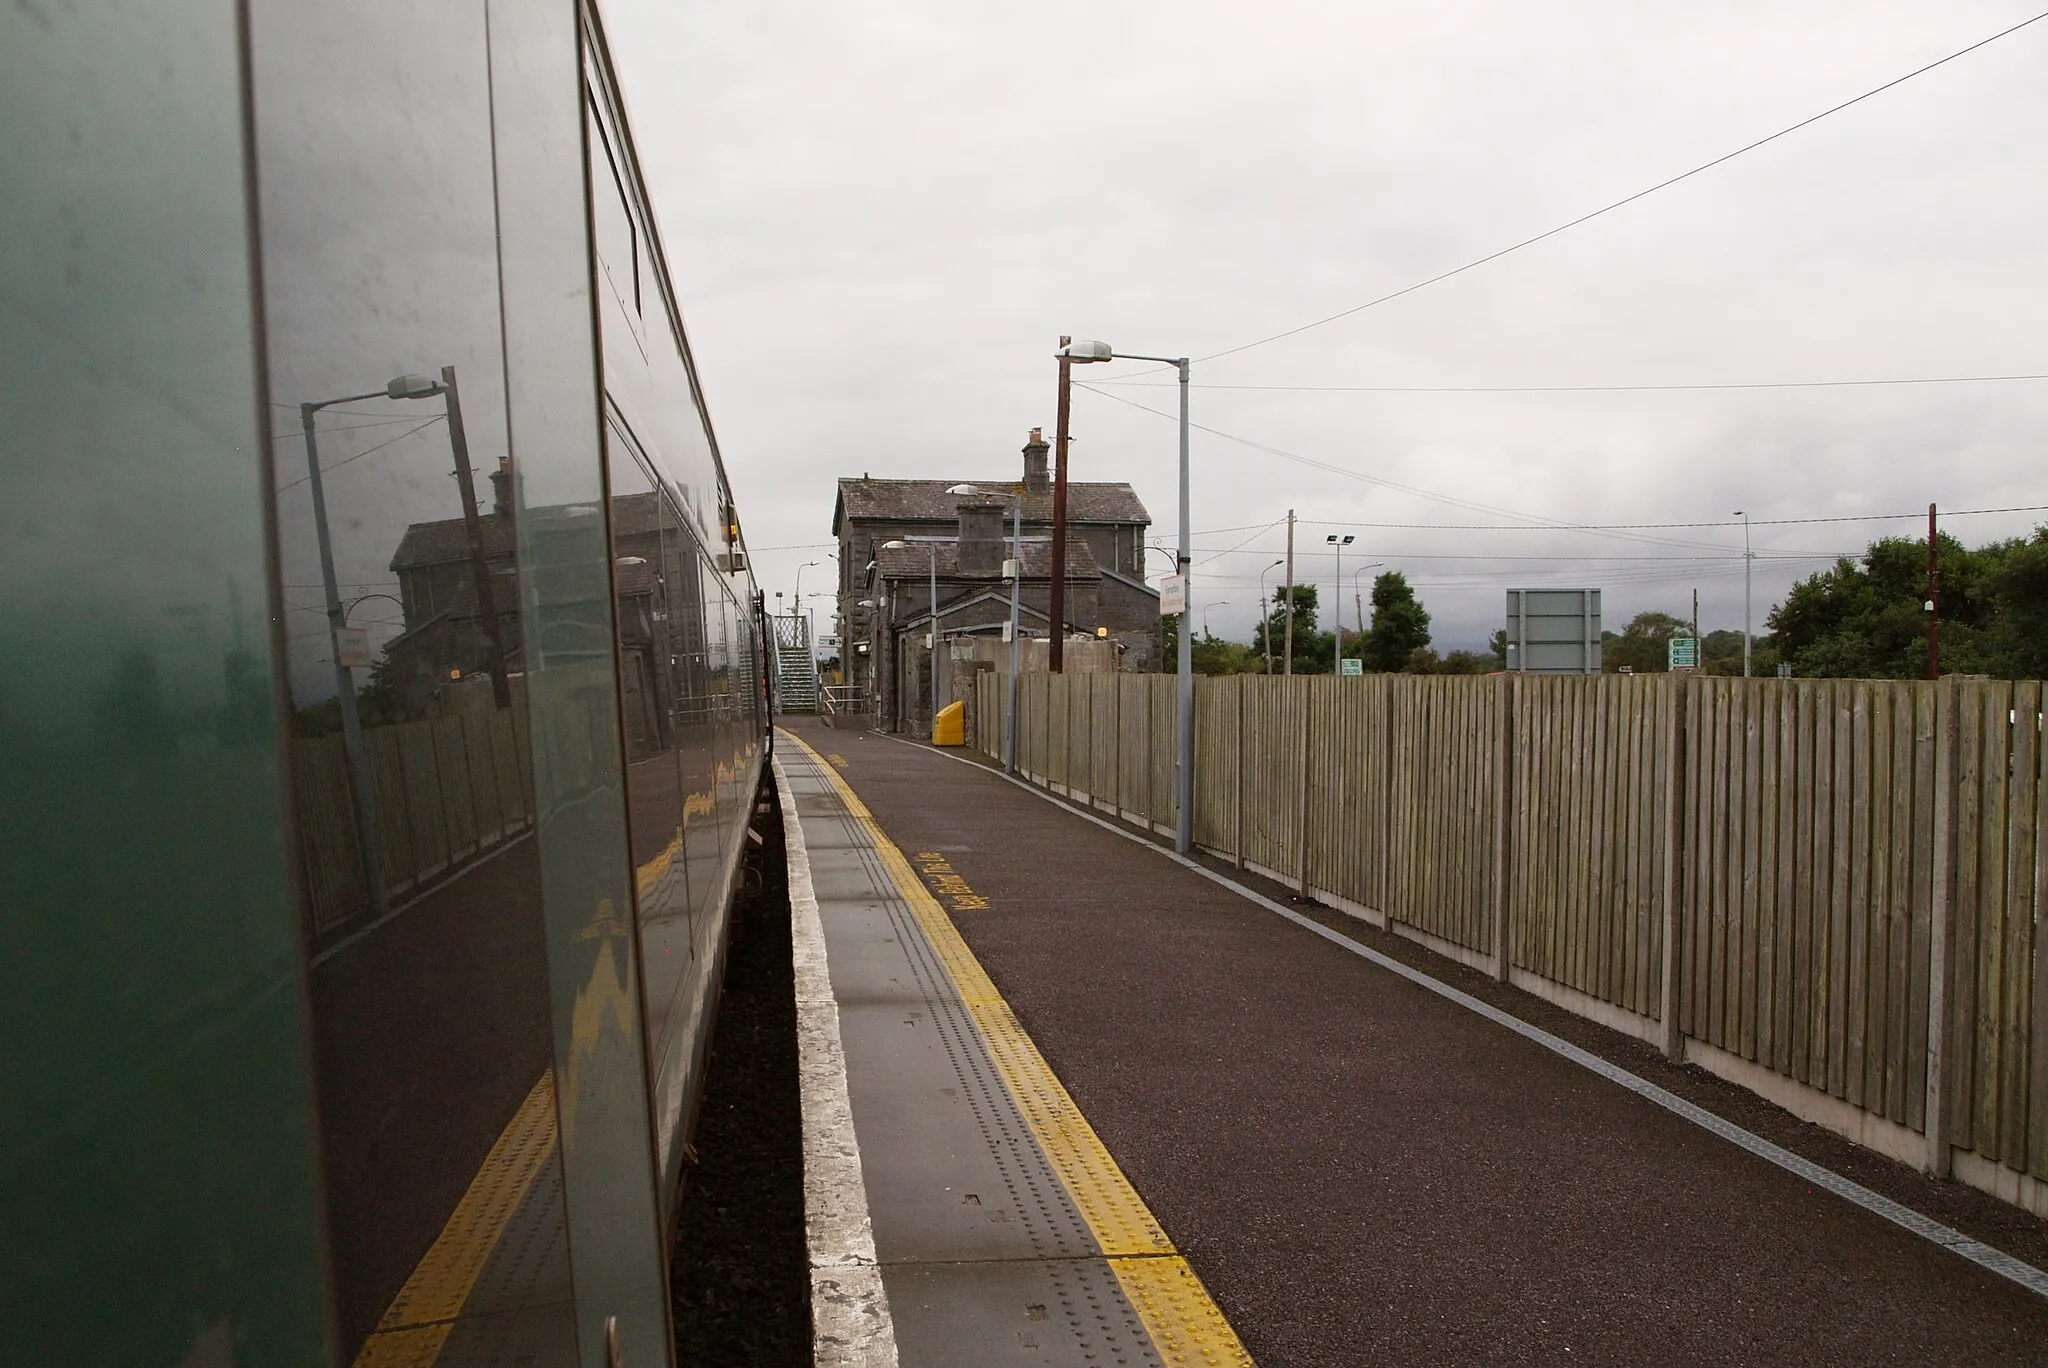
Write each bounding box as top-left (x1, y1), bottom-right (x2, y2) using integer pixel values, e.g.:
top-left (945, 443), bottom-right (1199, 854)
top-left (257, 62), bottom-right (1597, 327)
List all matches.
top-left (956, 497), bottom-right (1004, 577)
top-left (489, 457), bottom-right (514, 518)
top-left (1022, 427), bottom-right (1050, 497)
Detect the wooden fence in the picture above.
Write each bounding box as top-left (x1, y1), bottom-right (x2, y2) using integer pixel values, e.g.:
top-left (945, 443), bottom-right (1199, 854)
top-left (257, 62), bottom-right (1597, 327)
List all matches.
top-left (974, 671), bottom-right (2048, 1210)
top-left (292, 703), bottom-right (535, 936)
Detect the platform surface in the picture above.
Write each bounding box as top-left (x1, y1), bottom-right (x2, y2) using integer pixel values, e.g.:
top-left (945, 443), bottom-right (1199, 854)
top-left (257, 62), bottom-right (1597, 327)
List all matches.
top-left (777, 731), bottom-right (1248, 1367)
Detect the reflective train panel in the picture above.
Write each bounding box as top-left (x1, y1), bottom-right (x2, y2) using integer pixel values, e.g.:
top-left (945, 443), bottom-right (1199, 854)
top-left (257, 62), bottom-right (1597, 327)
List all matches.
top-left (2, 1), bottom-right (767, 1363)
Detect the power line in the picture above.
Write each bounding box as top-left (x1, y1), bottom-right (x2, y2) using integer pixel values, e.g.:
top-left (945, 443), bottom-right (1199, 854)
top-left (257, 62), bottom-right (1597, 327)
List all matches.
top-left (1101, 373), bottom-right (2048, 395)
top-left (1078, 381), bottom-right (1735, 553)
top-left (274, 415), bottom-right (447, 493)
top-left (1109, 11), bottom-right (2048, 375)
top-left (1194, 504), bottom-right (2048, 535)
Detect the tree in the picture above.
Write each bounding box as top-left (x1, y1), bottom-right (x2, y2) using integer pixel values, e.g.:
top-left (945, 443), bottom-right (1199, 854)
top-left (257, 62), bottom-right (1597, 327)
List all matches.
top-left (1487, 629), bottom-right (1508, 670)
top-left (1359, 572), bottom-right (1430, 673)
top-left (1601, 611), bottom-right (1688, 674)
top-left (1191, 630), bottom-right (1259, 675)
top-left (1253, 585), bottom-right (1335, 674)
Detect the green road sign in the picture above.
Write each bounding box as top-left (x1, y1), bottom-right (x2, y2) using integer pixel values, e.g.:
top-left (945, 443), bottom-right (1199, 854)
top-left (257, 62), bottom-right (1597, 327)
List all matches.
top-left (1339, 658), bottom-right (1364, 677)
top-left (1668, 636), bottom-right (1699, 669)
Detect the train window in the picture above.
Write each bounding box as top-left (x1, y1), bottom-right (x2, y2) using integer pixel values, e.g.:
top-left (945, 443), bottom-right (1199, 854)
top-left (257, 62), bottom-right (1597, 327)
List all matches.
top-left (590, 105), bottom-right (642, 318)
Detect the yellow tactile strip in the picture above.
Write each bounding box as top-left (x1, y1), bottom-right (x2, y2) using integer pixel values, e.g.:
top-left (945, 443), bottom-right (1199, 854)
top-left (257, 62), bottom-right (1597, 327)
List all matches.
top-left (784, 730), bottom-right (1254, 1366)
top-left (351, 1070), bottom-right (559, 1368)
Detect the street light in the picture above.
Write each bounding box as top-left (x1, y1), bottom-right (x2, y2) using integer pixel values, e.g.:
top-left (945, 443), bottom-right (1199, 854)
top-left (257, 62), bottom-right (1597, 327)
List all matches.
top-left (298, 372), bottom-right (455, 917)
top-left (882, 539), bottom-right (939, 736)
top-left (1350, 562), bottom-right (1383, 659)
top-left (1058, 338), bottom-right (1196, 854)
top-left (1326, 534), bottom-right (1354, 674)
top-left (1733, 509), bottom-right (1753, 677)
top-left (946, 483), bottom-right (1023, 772)
top-left (1257, 559), bottom-right (1284, 673)
top-left (1202, 601), bottom-right (1231, 640)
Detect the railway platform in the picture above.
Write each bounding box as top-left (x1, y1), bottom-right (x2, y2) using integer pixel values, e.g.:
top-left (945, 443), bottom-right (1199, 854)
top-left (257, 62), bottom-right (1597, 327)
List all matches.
top-left (774, 717), bottom-right (2048, 1367)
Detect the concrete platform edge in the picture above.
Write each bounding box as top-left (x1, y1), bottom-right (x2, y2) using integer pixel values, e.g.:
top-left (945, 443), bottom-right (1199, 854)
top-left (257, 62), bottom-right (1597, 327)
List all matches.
top-left (774, 754), bottom-right (899, 1368)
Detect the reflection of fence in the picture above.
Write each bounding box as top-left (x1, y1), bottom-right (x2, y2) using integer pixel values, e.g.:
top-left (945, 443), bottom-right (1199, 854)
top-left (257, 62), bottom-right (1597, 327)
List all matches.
top-left (978, 671), bottom-right (2048, 1213)
top-left (292, 705), bottom-right (535, 935)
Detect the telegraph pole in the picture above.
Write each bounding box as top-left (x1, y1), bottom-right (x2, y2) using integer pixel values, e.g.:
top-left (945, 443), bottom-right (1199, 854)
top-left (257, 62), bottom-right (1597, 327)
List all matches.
top-left (1927, 502), bottom-right (1941, 680)
top-left (1049, 336), bottom-right (1074, 672)
top-left (1282, 509), bottom-right (1296, 676)
top-left (443, 366), bottom-right (512, 710)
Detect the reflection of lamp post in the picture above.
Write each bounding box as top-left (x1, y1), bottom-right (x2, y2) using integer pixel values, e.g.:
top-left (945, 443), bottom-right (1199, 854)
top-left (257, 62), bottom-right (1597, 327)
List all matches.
top-left (946, 484), bottom-right (1022, 771)
top-left (882, 540), bottom-right (938, 734)
top-left (1058, 338), bottom-right (1195, 852)
top-left (300, 373), bottom-right (445, 917)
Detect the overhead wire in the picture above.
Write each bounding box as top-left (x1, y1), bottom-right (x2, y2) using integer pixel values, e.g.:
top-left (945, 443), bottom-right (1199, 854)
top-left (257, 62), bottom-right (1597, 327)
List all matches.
top-left (1099, 373), bottom-right (2048, 394)
top-left (274, 415), bottom-right (447, 493)
top-left (1103, 10), bottom-right (2048, 375)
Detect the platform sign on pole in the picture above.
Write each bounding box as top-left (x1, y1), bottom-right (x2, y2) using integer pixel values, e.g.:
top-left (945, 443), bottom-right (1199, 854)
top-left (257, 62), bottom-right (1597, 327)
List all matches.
top-left (1339, 658), bottom-right (1363, 677)
top-left (1158, 574), bottom-right (1186, 615)
top-left (334, 625), bottom-right (372, 669)
top-left (1667, 636), bottom-right (1699, 671)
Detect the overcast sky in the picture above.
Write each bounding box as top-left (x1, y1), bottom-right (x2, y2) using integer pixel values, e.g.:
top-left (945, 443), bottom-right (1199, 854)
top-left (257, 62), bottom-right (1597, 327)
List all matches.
top-left (600, 0), bottom-right (2048, 650)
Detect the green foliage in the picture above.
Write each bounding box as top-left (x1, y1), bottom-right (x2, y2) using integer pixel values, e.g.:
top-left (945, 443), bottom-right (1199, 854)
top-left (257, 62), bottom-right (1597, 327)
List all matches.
top-left (1359, 572), bottom-right (1430, 672)
top-left (1601, 611), bottom-right (1689, 674)
top-left (1252, 585), bottom-right (1336, 674)
top-left (1767, 529), bottom-right (2046, 680)
top-left (1191, 631), bottom-right (1260, 675)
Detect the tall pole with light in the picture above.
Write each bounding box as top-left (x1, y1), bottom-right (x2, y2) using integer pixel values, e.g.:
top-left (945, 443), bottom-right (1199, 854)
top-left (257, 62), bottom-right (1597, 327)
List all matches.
top-left (881, 540), bottom-right (938, 734)
top-left (1202, 601), bottom-right (1231, 640)
top-left (1058, 338), bottom-right (1194, 854)
top-left (1326, 533), bottom-right (1354, 672)
top-left (1734, 509), bottom-right (1752, 677)
top-left (1351, 561), bottom-right (1382, 661)
top-left (1258, 558), bottom-right (1284, 673)
top-left (298, 372), bottom-right (450, 917)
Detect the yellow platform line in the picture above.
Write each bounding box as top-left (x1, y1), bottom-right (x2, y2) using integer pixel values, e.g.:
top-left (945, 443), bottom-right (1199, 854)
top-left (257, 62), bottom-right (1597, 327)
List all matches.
top-left (782, 729), bottom-right (1254, 1366)
top-left (350, 1070), bottom-right (559, 1368)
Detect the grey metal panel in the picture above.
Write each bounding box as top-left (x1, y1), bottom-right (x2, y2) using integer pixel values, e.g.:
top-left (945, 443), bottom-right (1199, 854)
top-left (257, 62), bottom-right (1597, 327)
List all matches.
top-left (1506, 587), bottom-right (1603, 675)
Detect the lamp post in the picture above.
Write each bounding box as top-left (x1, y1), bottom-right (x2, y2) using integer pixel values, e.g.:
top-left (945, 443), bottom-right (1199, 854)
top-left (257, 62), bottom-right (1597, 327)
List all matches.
top-left (1202, 601), bottom-right (1231, 640)
top-left (1350, 561), bottom-right (1382, 665)
top-left (299, 372), bottom-right (449, 917)
top-left (1734, 509), bottom-right (1752, 677)
top-left (1257, 558), bottom-right (1284, 673)
top-left (947, 484), bottom-right (1022, 772)
top-left (1326, 533), bottom-right (1355, 673)
top-left (1058, 338), bottom-right (1194, 853)
top-left (882, 539), bottom-right (938, 735)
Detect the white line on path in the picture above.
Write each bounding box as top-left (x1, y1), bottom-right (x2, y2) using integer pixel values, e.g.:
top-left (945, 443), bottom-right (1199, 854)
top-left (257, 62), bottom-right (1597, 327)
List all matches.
top-left (774, 751), bottom-right (900, 1367)
top-left (903, 738), bottom-right (2048, 1303)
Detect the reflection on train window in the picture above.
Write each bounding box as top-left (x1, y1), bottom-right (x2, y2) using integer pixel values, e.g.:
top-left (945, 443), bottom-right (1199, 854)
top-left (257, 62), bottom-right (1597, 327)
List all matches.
top-left (246, 1), bottom-right (575, 1359)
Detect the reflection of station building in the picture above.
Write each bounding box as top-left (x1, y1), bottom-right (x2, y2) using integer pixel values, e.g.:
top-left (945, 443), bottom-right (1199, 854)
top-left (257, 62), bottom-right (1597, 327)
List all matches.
top-left (385, 469), bottom-right (691, 758)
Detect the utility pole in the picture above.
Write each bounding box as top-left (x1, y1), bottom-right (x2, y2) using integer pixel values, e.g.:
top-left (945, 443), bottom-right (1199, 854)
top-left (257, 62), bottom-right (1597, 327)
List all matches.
top-left (1927, 502), bottom-right (1941, 680)
top-left (1283, 509), bottom-right (1296, 676)
top-left (1733, 508), bottom-right (1753, 678)
top-left (1691, 588), bottom-right (1699, 644)
top-left (443, 365), bottom-right (512, 710)
top-left (1049, 336), bottom-right (1074, 673)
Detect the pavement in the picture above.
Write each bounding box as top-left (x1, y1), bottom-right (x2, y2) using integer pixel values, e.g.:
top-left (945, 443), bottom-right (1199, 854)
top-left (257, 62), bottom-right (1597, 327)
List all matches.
top-left (784, 716), bottom-right (2048, 1368)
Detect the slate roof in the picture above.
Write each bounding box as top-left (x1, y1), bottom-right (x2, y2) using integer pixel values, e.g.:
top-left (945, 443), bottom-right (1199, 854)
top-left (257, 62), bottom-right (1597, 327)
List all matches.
top-left (833, 478), bottom-right (1149, 533)
top-left (873, 534), bottom-right (1100, 582)
top-left (390, 491), bottom-right (664, 570)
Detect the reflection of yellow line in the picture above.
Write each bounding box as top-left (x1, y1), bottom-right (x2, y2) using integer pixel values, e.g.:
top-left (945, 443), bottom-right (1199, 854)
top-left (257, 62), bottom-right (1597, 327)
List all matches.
top-left (351, 1071), bottom-right (558, 1368)
top-left (779, 728), bottom-right (1253, 1366)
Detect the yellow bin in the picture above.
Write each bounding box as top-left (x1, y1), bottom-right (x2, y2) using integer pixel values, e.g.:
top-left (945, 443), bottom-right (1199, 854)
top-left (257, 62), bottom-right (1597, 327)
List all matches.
top-left (932, 700), bottom-right (965, 746)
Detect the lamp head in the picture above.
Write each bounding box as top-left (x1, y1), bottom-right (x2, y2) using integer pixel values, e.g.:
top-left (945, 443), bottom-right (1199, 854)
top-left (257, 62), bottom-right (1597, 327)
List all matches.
top-left (387, 373), bottom-right (445, 400)
top-left (881, 539), bottom-right (909, 550)
top-left (1056, 339), bottom-right (1113, 363)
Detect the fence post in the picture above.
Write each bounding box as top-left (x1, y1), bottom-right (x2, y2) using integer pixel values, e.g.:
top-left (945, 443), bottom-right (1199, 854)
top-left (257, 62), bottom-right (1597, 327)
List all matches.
top-left (1235, 676), bottom-right (1248, 869)
top-left (1295, 681), bottom-right (1312, 895)
top-left (1492, 674), bottom-right (1513, 983)
top-left (1660, 677), bottom-right (1688, 1060)
top-left (1925, 675), bottom-right (1958, 1177)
